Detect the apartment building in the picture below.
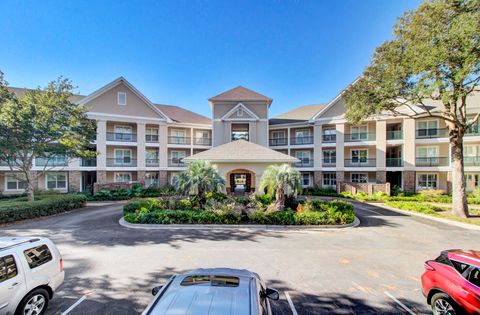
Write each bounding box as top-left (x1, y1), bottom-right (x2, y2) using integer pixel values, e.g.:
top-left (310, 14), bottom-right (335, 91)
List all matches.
top-left (1, 77), bottom-right (479, 195)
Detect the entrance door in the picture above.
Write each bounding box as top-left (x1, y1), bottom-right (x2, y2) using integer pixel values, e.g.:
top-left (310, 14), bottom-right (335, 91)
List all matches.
top-left (386, 171), bottom-right (402, 189)
top-left (229, 173), bottom-right (251, 193)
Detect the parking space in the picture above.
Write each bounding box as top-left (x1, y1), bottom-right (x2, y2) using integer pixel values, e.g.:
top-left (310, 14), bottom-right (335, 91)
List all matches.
top-left (2, 202), bottom-right (479, 314)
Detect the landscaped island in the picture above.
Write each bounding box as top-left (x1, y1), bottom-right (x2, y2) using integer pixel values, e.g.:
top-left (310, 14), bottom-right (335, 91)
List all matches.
top-left (123, 194), bottom-right (355, 226)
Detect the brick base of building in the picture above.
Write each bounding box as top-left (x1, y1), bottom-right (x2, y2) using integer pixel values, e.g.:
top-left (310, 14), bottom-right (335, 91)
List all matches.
top-left (403, 171), bottom-right (415, 193)
top-left (96, 171), bottom-right (107, 185)
top-left (314, 171), bottom-right (322, 186)
top-left (68, 171), bottom-right (82, 192)
top-left (159, 171), bottom-right (168, 187)
top-left (376, 171), bottom-right (387, 184)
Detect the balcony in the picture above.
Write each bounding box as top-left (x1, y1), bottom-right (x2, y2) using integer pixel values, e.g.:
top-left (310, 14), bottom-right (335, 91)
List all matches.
top-left (322, 134), bottom-right (336, 143)
top-left (145, 134), bottom-right (159, 143)
top-left (107, 132), bottom-right (137, 142)
top-left (295, 159), bottom-right (314, 168)
top-left (386, 158), bottom-right (403, 167)
top-left (344, 133), bottom-right (376, 142)
top-left (269, 138), bottom-right (288, 146)
top-left (106, 158), bottom-right (137, 167)
top-left (415, 157), bottom-right (449, 167)
top-left (168, 136), bottom-right (191, 145)
top-left (146, 159), bottom-right (159, 167)
top-left (322, 158), bottom-right (336, 167)
top-left (290, 136), bottom-right (314, 145)
top-left (466, 125), bottom-right (480, 137)
top-left (464, 156), bottom-right (480, 166)
top-left (35, 157), bottom-right (68, 167)
top-left (416, 128), bottom-right (449, 139)
top-left (168, 158), bottom-right (186, 167)
top-left (387, 130), bottom-right (403, 140)
top-left (344, 158), bottom-right (376, 167)
top-left (193, 137), bottom-right (212, 146)
top-left (81, 158), bottom-right (97, 167)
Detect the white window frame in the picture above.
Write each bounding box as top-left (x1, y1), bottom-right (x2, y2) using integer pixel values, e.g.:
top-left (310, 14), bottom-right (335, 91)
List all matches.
top-left (322, 173), bottom-right (336, 187)
top-left (45, 172), bottom-right (67, 190)
top-left (114, 172), bottom-right (132, 183)
top-left (171, 129), bottom-right (186, 144)
top-left (351, 173), bottom-right (368, 183)
top-left (464, 144), bottom-right (479, 157)
top-left (146, 127), bottom-right (159, 142)
top-left (417, 173), bottom-right (438, 189)
top-left (272, 130), bottom-right (286, 139)
top-left (301, 173), bottom-right (311, 187)
top-left (323, 150), bottom-right (336, 163)
top-left (5, 173), bottom-right (27, 191)
top-left (350, 125), bottom-right (368, 140)
top-left (323, 128), bottom-right (336, 136)
top-left (237, 107), bottom-right (243, 117)
top-left (114, 149), bottom-right (132, 165)
top-left (117, 92), bottom-right (127, 106)
top-left (170, 150), bottom-right (186, 162)
top-left (114, 125), bottom-right (133, 142)
top-left (295, 150), bottom-right (311, 164)
top-left (144, 172), bottom-right (159, 187)
top-left (416, 119), bottom-right (439, 137)
top-left (351, 149), bottom-right (368, 164)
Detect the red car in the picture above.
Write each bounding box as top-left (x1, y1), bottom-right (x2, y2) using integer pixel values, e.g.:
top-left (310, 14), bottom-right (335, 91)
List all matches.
top-left (422, 249), bottom-right (480, 315)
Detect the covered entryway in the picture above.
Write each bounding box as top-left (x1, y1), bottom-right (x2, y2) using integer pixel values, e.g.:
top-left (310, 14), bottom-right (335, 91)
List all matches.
top-left (386, 171), bottom-right (402, 190)
top-left (226, 169), bottom-right (254, 193)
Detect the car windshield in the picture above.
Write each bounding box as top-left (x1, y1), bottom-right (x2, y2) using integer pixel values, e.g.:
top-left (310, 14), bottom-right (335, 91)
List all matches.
top-left (181, 275), bottom-right (240, 287)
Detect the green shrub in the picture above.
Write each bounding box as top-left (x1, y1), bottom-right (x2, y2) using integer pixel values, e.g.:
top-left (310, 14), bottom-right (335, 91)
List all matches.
top-left (0, 194), bottom-right (87, 224)
top-left (385, 201), bottom-right (441, 215)
top-left (469, 187), bottom-right (480, 199)
top-left (205, 191), bottom-right (228, 202)
top-left (419, 189), bottom-right (445, 199)
top-left (255, 194), bottom-right (273, 206)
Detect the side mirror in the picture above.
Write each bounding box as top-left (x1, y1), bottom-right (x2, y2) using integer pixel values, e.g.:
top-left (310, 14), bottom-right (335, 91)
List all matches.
top-left (265, 288), bottom-right (279, 301)
top-left (152, 285), bottom-right (163, 296)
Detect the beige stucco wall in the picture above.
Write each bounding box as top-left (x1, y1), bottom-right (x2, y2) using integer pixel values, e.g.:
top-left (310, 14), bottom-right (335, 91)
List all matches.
top-left (85, 82), bottom-right (161, 117)
top-left (320, 98), bottom-right (346, 118)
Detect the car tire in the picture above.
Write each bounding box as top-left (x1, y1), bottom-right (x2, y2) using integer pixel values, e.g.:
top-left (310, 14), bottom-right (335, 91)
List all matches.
top-left (431, 292), bottom-right (461, 315)
top-left (15, 288), bottom-right (50, 315)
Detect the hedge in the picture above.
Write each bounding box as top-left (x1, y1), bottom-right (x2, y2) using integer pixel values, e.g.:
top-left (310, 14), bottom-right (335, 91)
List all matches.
top-left (0, 194), bottom-right (87, 224)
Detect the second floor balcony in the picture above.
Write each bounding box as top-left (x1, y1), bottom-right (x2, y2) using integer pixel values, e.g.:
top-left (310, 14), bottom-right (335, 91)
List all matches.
top-left (106, 158), bottom-right (137, 167)
top-left (416, 128), bottom-right (449, 139)
top-left (322, 134), bottom-right (336, 143)
top-left (146, 159), bottom-right (160, 167)
top-left (415, 157), bottom-right (449, 167)
top-left (290, 136), bottom-right (314, 145)
top-left (386, 130), bottom-right (403, 140)
top-left (464, 156), bottom-right (480, 166)
top-left (269, 138), bottom-right (288, 146)
top-left (193, 137), bottom-right (212, 146)
top-left (107, 132), bottom-right (137, 142)
top-left (322, 158), bottom-right (336, 167)
top-left (345, 158), bottom-right (376, 167)
top-left (168, 136), bottom-right (191, 145)
top-left (168, 158), bottom-right (186, 167)
top-left (466, 125), bottom-right (480, 137)
top-left (35, 157), bottom-right (68, 167)
top-left (386, 158), bottom-right (403, 167)
top-left (81, 158), bottom-right (97, 167)
top-left (344, 133), bottom-right (376, 142)
top-left (295, 158), bottom-right (314, 168)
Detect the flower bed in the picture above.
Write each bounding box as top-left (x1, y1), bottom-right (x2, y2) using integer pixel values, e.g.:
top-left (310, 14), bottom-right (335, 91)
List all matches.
top-left (123, 196), bottom-right (355, 225)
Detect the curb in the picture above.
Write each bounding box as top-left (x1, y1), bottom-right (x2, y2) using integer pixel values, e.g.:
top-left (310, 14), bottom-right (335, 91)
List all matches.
top-left (366, 203), bottom-right (480, 232)
top-left (118, 216), bottom-right (360, 231)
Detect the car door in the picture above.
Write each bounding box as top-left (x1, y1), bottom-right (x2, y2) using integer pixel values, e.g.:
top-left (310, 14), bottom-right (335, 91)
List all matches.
top-left (0, 253), bottom-right (27, 314)
top-left (462, 266), bottom-right (480, 313)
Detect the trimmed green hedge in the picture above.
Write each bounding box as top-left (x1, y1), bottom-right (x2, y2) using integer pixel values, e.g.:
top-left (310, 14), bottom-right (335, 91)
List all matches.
top-left (385, 201), bottom-right (441, 215)
top-left (123, 198), bottom-right (355, 225)
top-left (0, 194), bottom-right (87, 224)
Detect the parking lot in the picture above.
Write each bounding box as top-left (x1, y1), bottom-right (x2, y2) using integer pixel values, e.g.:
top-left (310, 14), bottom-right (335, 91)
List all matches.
top-left (2, 201), bottom-right (479, 314)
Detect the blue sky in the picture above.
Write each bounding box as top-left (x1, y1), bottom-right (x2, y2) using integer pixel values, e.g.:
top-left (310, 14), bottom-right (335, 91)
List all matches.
top-left (0, 0), bottom-right (421, 117)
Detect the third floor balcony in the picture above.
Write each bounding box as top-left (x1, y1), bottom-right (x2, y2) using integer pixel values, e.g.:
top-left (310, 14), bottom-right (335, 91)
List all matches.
top-left (416, 128), bottom-right (449, 139)
top-left (415, 157), bottom-right (449, 167)
top-left (322, 134), bottom-right (336, 143)
top-left (464, 156), bottom-right (480, 166)
top-left (295, 158), bottom-right (314, 168)
top-left (269, 138), bottom-right (288, 146)
top-left (107, 132), bottom-right (137, 142)
top-left (386, 158), bottom-right (403, 167)
top-left (344, 158), bottom-right (376, 167)
top-left (290, 136), bottom-right (314, 145)
top-left (322, 158), bottom-right (336, 167)
top-left (168, 136), bottom-right (191, 145)
top-left (344, 133), bottom-right (376, 142)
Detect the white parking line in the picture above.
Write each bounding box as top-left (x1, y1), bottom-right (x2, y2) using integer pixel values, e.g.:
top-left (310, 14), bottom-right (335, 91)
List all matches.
top-left (61, 295), bottom-right (87, 315)
top-left (384, 291), bottom-right (416, 315)
top-left (284, 291), bottom-right (298, 315)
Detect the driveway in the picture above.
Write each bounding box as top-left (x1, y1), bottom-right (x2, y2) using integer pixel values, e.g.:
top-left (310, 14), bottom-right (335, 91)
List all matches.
top-left (1, 201), bottom-right (479, 315)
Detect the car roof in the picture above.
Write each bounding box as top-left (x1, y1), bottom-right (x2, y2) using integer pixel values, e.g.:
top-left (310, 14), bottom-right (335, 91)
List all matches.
top-left (147, 268), bottom-right (259, 315)
top-left (448, 250), bottom-right (480, 267)
top-left (0, 237), bottom-right (43, 252)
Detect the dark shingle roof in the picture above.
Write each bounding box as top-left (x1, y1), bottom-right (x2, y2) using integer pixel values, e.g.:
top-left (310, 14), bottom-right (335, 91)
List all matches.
top-left (209, 86), bottom-right (272, 102)
top-left (154, 104), bottom-right (211, 125)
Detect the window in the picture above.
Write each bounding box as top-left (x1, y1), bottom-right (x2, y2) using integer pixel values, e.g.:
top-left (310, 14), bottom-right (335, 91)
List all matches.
top-left (46, 173), bottom-right (67, 189)
top-left (418, 174), bottom-right (438, 189)
top-left (171, 151), bottom-right (186, 165)
top-left (351, 149), bottom-right (368, 163)
top-left (114, 125), bottom-right (133, 141)
top-left (231, 123), bottom-right (249, 141)
top-left (24, 245), bottom-right (52, 269)
top-left (5, 174), bottom-right (27, 191)
top-left (195, 131), bottom-right (210, 145)
top-left (417, 120), bottom-right (438, 137)
top-left (351, 173), bottom-right (368, 183)
top-left (169, 172), bottom-right (179, 185)
top-left (323, 173), bottom-right (336, 187)
top-left (237, 107), bottom-right (243, 117)
top-left (323, 150), bottom-right (336, 163)
top-left (350, 125), bottom-right (368, 140)
top-left (295, 129), bottom-right (311, 144)
top-left (144, 172), bottom-right (159, 187)
top-left (322, 128), bottom-right (336, 142)
top-left (301, 173), bottom-right (310, 186)
top-left (146, 150), bottom-right (159, 166)
top-left (114, 172), bottom-right (132, 183)
top-left (464, 144), bottom-right (479, 157)
top-left (0, 255), bottom-right (18, 283)
top-left (114, 149), bottom-right (132, 165)
top-left (469, 267), bottom-right (480, 287)
top-left (451, 260), bottom-right (470, 274)
top-left (295, 151), bottom-right (311, 165)
top-left (117, 92), bottom-right (126, 105)
top-left (171, 129), bottom-right (186, 144)
top-left (146, 128), bottom-right (159, 142)
top-left (271, 131), bottom-right (286, 145)
top-left (416, 146), bottom-right (439, 157)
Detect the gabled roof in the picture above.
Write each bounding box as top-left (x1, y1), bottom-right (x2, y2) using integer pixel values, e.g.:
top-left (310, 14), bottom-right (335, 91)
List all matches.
top-left (208, 86), bottom-right (272, 103)
top-left (154, 104), bottom-right (211, 125)
top-left (76, 77), bottom-right (171, 122)
top-left (7, 87), bottom-right (86, 103)
top-left (183, 140), bottom-right (298, 163)
top-left (270, 104), bottom-right (325, 125)
top-left (220, 103), bottom-right (260, 121)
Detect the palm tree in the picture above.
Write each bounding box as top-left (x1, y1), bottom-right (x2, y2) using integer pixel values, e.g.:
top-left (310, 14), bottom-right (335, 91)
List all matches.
top-left (259, 164), bottom-right (302, 211)
top-left (174, 160), bottom-right (225, 208)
